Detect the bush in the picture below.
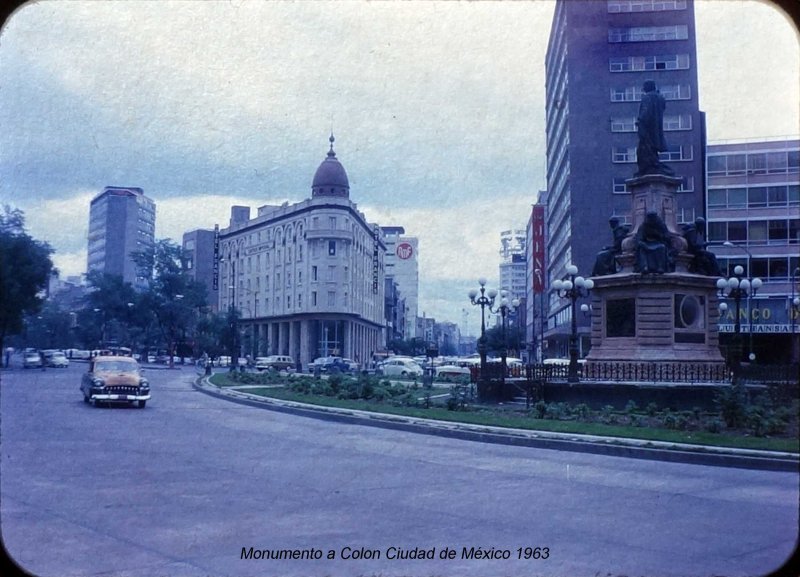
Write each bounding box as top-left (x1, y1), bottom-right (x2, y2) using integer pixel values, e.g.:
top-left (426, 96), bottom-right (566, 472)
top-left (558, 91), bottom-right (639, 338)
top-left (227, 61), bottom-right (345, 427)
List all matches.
top-left (625, 400), bottom-right (639, 414)
top-left (532, 400), bottom-right (547, 419)
top-left (716, 383), bottom-right (748, 428)
top-left (645, 402), bottom-right (659, 417)
top-left (573, 403), bottom-right (592, 421)
top-left (705, 418), bottom-right (724, 434)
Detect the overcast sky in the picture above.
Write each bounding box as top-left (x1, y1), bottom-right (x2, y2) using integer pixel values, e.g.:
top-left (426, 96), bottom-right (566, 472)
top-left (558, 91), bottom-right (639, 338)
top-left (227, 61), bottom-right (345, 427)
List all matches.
top-left (1, 0), bottom-right (798, 332)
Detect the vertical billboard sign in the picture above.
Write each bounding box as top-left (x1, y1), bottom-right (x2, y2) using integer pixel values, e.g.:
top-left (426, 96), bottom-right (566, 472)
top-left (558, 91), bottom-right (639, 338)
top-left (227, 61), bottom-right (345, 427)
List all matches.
top-left (212, 224), bottom-right (220, 291)
top-left (532, 205), bottom-right (545, 294)
top-left (372, 226), bottom-right (380, 294)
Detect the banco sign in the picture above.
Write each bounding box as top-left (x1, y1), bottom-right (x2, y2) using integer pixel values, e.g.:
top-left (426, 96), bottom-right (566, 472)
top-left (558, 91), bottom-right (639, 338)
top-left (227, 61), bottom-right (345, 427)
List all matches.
top-left (396, 242), bottom-right (413, 260)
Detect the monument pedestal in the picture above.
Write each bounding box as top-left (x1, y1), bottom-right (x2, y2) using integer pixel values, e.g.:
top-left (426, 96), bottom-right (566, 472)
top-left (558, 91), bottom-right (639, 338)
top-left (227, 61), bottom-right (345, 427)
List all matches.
top-left (585, 272), bottom-right (724, 367)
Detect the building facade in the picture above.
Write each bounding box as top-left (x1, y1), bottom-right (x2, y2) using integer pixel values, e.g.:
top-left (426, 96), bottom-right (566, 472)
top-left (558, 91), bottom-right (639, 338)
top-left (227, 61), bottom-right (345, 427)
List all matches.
top-left (543, 0), bottom-right (705, 358)
top-left (216, 136), bottom-right (386, 369)
top-left (381, 226), bottom-right (419, 339)
top-left (86, 186), bottom-right (155, 288)
top-left (182, 228), bottom-right (219, 313)
top-left (706, 138), bottom-right (800, 363)
top-left (498, 228), bottom-right (527, 302)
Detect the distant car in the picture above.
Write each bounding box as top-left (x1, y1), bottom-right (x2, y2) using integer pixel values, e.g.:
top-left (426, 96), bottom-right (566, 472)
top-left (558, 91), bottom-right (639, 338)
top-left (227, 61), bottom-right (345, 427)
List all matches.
top-left (342, 358), bottom-right (359, 372)
top-left (23, 352), bottom-right (42, 369)
top-left (434, 365), bottom-right (471, 378)
top-left (47, 352), bottom-right (70, 368)
top-left (255, 355), bottom-right (294, 371)
top-left (311, 356), bottom-right (352, 373)
top-left (378, 358), bottom-right (424, 378)
top-left (80, 355), bottom-right (150, 408)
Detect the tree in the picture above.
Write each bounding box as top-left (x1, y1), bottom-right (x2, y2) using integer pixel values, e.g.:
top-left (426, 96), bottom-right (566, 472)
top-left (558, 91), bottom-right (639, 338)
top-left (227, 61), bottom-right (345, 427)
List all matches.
top-left (0, 206), bottom-right (54, 353)
top-left (132, 239), bottom-right (207, 367)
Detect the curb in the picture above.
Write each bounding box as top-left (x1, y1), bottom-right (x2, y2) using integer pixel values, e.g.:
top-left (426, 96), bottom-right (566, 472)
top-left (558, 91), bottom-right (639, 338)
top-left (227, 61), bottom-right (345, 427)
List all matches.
top-left (192, 377), bottom-right (800, 473)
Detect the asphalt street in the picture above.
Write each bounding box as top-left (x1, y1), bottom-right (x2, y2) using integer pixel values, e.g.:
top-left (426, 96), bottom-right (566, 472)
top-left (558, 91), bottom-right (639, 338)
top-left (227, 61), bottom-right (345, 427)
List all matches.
top-left (1, 362), bottom-right (797, 577)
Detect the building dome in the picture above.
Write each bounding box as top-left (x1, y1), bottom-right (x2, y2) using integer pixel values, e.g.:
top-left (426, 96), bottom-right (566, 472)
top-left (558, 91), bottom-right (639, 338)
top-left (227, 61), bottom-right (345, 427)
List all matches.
top-left (312, 134), bottom-right (350, 198)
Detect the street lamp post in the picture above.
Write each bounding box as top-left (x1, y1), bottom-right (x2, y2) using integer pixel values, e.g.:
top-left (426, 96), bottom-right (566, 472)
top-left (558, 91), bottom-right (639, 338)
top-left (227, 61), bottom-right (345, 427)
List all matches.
top-left (723, 241), bottom-right (756, 361)
top-left (468, 278), bottom-right (497, 390)
top-left (717, 265), bottom-right (762, 377)
top-left (495, 291), bottom-right (520, 392)
top-left (552, 264), bottom-right (594, 384)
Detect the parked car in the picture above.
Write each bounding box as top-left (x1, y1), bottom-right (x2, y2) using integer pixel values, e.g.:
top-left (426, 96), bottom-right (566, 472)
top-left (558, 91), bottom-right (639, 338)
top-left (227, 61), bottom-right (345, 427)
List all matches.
top-left (47, 351), bottom-right (70, 368)
top-left (23, 352), bottom-right (42, 369)
top-left (377, 358), bottom-right (424, 378)
top-left (80, 355), bottom-right (150, 408)
top-left (254, 355), bottom-right (294, 371)
top-left (311, 356), bottom-right (352, 373)
top-left (434, 365), bottom-right (471, 378)
top-left (342, 358), bottom-right (360, 372)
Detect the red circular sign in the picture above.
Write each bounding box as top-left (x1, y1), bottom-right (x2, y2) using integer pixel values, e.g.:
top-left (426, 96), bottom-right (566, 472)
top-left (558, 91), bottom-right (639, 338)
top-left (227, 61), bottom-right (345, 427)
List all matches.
top-left (396, 242), bottom-right (413, 260)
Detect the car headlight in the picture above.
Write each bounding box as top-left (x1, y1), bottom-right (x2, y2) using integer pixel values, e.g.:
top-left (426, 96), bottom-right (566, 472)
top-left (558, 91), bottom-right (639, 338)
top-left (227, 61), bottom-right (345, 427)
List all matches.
top-left (92, 379), bottom-right (105, 388)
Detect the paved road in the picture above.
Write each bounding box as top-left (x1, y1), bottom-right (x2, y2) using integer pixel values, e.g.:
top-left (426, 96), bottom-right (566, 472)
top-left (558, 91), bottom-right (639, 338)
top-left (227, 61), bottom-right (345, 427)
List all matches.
top-left (1, 363), bottom-right (797, 577)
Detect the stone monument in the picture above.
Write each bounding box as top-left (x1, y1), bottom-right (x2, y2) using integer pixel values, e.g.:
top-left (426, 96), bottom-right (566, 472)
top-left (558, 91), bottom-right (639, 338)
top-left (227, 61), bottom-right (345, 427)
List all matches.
top-left (586, 81), bottom-right (724, 367)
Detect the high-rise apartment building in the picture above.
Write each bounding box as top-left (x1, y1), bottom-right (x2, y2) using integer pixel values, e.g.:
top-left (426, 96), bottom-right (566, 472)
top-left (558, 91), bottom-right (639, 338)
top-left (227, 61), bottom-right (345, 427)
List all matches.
top-left (543, 0), bottom-right (705, 357)
top-left (381, 226), bottom-right (419, 339)
top-left (706, 137), bottom-right (800, 363)
top-left (86, 186), bottom-right (155, 288)
top-left (182, 228), bottom-right (220, 312)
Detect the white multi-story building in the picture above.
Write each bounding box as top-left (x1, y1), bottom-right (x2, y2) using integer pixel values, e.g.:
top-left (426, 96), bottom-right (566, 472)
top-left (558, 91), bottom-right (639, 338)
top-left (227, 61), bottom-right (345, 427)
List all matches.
top-left (499, 228), bottom-right (526, 301)
top-left (87, 186), bottom-right (155, 288)
top-left (216, 136), bottom-right (386, 368)
top-left (381, 226), bottom-right (419, 339)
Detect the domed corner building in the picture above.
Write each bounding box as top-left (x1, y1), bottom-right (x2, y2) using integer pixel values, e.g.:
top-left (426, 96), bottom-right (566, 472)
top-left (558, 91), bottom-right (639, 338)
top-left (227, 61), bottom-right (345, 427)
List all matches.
top-left (216, 134), bottom-right (386, 371)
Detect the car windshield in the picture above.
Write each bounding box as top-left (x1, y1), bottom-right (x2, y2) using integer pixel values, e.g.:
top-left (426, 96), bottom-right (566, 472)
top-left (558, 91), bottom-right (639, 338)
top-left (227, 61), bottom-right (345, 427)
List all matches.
top-left (95, 361), bottom-right (139, 373)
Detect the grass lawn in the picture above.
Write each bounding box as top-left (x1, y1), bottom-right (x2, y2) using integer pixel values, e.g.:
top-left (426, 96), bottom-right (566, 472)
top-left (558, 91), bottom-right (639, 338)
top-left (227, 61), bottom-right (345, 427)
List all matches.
top-left (208, 373), bottom-right (799, 454)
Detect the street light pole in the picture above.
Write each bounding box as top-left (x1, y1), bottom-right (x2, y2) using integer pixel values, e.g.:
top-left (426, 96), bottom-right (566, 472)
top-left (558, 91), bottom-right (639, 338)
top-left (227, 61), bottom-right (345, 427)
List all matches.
top-left (724, 241), bottom-right (756, 361)
top-left (552, 264), bottom-right (594, 384)
top-left (717, 265), bottom-right (762, 378)
top-left (494, 292), bottom-right (520, 392)
top-left (468, 278), bottom-right (497, 392)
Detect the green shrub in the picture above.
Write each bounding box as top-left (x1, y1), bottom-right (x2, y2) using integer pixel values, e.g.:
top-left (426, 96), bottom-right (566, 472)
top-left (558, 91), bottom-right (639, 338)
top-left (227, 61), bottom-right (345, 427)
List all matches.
top-left (573, 403), bottom-right (592, 421)
top-left (532, 400), bottom-right (547, 419)
top-left (645, 402), bottom-right (659, 417)
top-left (625, 400), bottom-right (639, 414)
top-left (716, 383), bottom-right (748, 428)
top-left (705, 418), bottom-right (724, 434)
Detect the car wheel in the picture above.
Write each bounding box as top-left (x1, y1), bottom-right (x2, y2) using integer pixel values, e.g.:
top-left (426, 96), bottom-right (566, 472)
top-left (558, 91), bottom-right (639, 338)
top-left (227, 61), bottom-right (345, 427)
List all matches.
top-left (83, 394), bottom-right (90, 404)
top-left (138, 400), bottom-right (147, 408)
top-left (401, 371), bottom-right (407, 376)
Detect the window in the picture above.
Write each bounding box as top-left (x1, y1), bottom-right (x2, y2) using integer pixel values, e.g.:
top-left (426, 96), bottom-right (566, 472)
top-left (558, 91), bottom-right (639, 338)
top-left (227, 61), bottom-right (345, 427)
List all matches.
top-left (677, 176), bottom-right (695, 192)
top-left (747, 153), bottom-right (767, 174)
top-left (611, 117), bottom-right (636, 132)
top-left (328, 265), bottom-right (336, 281)
top-left (328, 240), bottom-right (336, 256)
top-left (727, 188), bottom-right (746, 207)
top-left (707, 156), bottom-right (726, 175)
top-left (748, 187), bottom-right (767, 207)
top-left (297, 293), bottom-right (302, 309)
top-left (769, 257), bottom-right (789, 279)
top-left (312, 266), bottom-right (317, 281)
top-left (607, 0), bottom-right (687, 13)
top-left (663, 114), bottom-right (692, 131)
top-left (329, 217), bottom-right (337, 230)
top-left (707, 222), bottom-right (726, 242)
top-left (613, 147), bottom-right (636, 162)
top-left (610, 54), bottom-right (689, 72)
top-left (312, 291), bottom-right (317, 306)
top-left (748, 221), bottom-right (767, 242)
top-left (608, 25), bottom-right (687, 43)
top-left (790, 219), bottom-right (800, 244)
top-left (659, 145), bottom-right (692, 161)
top-left (328, 291), bottom-right (336, 306)
top-left (728, 221), bottom-right (747, 242)
top-left (612, 178), bottom-right (628, 194)
top-left (769, 219), bottom-right (788, 242)
top-left (708, 189), bottom-right (726, 207)
top-left (287, 295), bottom-right (291, 309)
top-left (768, 186), bottom-right (788, 206)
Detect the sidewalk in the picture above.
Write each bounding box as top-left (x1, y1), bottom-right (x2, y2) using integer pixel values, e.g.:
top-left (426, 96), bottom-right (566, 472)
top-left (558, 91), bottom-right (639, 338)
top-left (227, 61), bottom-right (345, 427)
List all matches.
top-left (193, 375), bottom-right (799, 473)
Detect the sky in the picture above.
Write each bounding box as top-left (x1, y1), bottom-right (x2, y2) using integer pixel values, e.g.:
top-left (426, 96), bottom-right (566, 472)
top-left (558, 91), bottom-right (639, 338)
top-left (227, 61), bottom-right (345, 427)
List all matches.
top-left (1, 0), bottom-right (798, 334)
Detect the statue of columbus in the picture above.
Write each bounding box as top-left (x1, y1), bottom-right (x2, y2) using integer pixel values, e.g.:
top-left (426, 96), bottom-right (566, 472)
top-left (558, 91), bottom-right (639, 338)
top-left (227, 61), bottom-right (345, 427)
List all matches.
top-left (635, 80), bottom-right (675, 177)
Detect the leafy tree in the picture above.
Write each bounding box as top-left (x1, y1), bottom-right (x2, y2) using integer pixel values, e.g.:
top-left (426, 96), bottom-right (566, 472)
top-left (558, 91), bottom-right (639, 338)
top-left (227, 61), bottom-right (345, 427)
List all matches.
top-left (82, 271), bottom-right (141, 348)
top-left (0, 206), bottom-right (54, 352)
top-left (132, 239), bottom-right (207, 366)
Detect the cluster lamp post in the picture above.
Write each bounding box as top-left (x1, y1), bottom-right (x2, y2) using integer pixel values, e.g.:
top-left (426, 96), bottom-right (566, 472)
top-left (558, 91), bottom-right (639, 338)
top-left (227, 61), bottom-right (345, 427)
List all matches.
top-left (717, 265), bottom-right (762, 375)
top-left (495, 291), bottom-right (520, 391)
top-left (468, 278), bottom-right (497, 386)
top-left (552, 264), bottom-right (593, 384)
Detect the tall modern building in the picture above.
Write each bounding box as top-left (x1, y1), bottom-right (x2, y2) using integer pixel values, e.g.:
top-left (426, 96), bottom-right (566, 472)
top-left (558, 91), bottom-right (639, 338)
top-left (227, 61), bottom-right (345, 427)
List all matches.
top-left (381, 226), bottom-right (419, 339)
top-left (706, 137), bottom-right (800, 363)
top-left (543, 0), bottom-right (705, 357)
top-left (216, 136), bottom-right (386, 368)
top-left (86, 186), bottom-right (156, 288)
top-left (182, 228), bottom-right (219, 312)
